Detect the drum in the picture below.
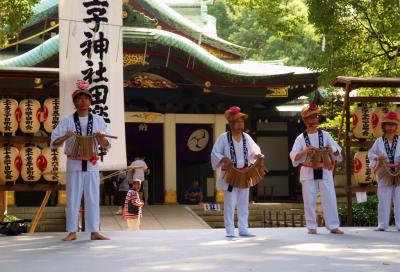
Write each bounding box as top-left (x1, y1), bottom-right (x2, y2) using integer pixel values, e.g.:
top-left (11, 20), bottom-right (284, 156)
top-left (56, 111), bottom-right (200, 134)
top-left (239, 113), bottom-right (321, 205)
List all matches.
top-left (19, 99), bottom-right (41, 133)
top-left (353, 151), bottom-right (374, 185)
top-left (352, 104), bottom-right (372, 139)
top-left (374, 161), bottom-right (400, 186)
top-left (69, 135), bottom-right (98, 160)
top-left (41, 147), bottom-right (60, 182)
top-left (0, 146), bottom-right (21, 184)
top-left (225, 156), bottom-right (266, 189)
top-left (43, 98), bottom-right (60, 133)
top-left (303, 147), bottom-right (334, 170)
top-left (20, 146), bottom-right (43, 182)
top-left (0, 98), bottom-right (19, 133)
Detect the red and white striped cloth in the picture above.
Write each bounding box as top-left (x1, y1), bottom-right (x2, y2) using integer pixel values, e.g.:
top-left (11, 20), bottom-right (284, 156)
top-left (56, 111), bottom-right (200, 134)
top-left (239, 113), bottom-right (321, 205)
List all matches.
top-left (122, 189), bottom-right (143, 220)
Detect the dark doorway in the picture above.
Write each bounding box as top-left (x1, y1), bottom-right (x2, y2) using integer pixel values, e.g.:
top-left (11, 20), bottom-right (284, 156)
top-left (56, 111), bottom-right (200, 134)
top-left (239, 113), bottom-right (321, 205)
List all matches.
top-left (176, 124), bottom-right (214, 203)
top-left (125, 123), bottom-right (164, 204)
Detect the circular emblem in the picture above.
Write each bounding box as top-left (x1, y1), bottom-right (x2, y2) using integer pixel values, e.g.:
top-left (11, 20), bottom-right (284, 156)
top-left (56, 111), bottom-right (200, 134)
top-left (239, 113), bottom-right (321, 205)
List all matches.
top-left (187, 129), bottom-right (209, 152)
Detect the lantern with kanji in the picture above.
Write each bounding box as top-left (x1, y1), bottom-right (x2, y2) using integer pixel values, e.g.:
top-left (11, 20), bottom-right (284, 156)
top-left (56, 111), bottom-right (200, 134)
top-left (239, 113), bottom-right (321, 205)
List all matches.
top-left (20, 146), bottom-right (44, 182)
top-left (371, 103), bottom-right (389, 138)
top-left (41, 147), bottom-right (59, 182)
top-left (18, 99), bottom-right (41, 133)
top-left (353, 151), bottom-right (374, 185)
top-left (0, 146), bottom-right (21, 184)
top-left (352, 104), bottom-right (372, 139)
top-left (43, 98), bottom-right (60, 133)
top-left (0, 98), bottom-right (20, 133)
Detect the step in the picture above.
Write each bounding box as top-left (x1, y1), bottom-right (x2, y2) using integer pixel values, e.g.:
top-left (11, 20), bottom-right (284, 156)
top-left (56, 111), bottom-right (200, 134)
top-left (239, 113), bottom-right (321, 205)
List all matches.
top-left (6, 206), bottom-right (66, 232)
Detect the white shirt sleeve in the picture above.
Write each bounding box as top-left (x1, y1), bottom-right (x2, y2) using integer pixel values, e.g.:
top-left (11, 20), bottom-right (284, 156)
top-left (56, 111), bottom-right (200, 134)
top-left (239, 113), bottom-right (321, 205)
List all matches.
top-left (211, 134), bottom-right (226, 170)
top-left (368, 138), bottom-right (381, 169)
top-left (325, 132), bottom-right (343, 162)
top-left (246, 133), bottom-right (261, 163)
top-left (290, 135), bottom-right (305, 167)
top-left (97, 116), bottom-right (111, 149)
top-left (50, 117), bottom-right (69, 149)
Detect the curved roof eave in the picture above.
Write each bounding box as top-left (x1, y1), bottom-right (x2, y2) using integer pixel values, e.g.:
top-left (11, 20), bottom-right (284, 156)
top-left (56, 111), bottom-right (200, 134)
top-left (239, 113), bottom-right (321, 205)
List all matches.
top-left (0, 28), bottom-right (315, 79)
top-left (23, 0), bottom-right (247, 58)
top-left (23, 0), bottom-right (58, 29)
top-left (132, 0), bottom-right (247, 57)
top-left (0, 35), bottom-right (59, 67)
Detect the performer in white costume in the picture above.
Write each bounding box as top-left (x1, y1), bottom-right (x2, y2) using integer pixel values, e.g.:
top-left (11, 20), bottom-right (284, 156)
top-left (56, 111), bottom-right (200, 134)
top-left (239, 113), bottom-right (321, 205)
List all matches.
top-left (290, 103), bottom-right (344, 234)
top-left (368, 111), bottom-right (400, 231)
top-left (51, 80), bottom-right (111, 241)
top-left (211, 106), bottom-right (263, 237)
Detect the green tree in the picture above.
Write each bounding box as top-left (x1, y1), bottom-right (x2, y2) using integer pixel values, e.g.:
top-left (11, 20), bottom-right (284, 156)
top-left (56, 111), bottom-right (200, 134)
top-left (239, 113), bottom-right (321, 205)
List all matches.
top-left (0, 0), bottom-right (40, 47)
top-left (305, 0), bottom-right (400, 83)
top-left (209, 0), bottom-right (320, 66)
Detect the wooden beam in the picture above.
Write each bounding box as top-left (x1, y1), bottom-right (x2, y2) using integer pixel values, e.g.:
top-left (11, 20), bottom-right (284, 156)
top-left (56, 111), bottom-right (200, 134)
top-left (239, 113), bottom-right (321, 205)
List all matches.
top-left (349, 97), bottom-right (400, 103)
top-left (0, 88), bottom-right (59, 97)
top-left (349, 186), bottom-right (377, 193)
top-left (0, 191), bottom-right (6, 221)
top-left (0, 183), bottom-right (65, 191)
top-left (0, 136), bottom-right (50, 145)
top-left (29, 190), bottom-right (52, 234)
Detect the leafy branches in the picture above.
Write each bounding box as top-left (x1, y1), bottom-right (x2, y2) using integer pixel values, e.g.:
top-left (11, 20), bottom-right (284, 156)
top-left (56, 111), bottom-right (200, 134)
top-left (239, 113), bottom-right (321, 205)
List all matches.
top-left (0, 0), bottom-right (40, 47)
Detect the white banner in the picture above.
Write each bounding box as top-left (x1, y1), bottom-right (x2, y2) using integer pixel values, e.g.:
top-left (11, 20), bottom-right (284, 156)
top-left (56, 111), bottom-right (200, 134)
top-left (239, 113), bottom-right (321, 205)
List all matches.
top-left (59, 0), bottom-right (126, 170)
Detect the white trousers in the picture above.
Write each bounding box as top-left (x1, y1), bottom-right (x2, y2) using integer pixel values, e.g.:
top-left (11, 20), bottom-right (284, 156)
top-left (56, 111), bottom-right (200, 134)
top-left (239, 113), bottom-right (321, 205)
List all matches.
top-left (377, 183), bottom-right (400, 230)
top-left (302, 179), bottom-right (340, 230)
top-left (66, 171), bottom-right (100, 232)
top-left (223, 187), bottom-right (249, 235)
top-left (127, 218), bottom-right (141, 231)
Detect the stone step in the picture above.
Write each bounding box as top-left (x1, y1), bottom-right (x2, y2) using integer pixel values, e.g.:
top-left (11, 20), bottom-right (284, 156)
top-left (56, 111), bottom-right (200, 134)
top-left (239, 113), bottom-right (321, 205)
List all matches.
top-left (6, 206), bottom-right (66, 232)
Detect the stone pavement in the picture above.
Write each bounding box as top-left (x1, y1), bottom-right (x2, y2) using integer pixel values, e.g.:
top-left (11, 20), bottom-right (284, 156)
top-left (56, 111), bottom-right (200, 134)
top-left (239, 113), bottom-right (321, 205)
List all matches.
top-left (1, 227), bottom-right (399, 272)
top-left (100, 204), bottom-right (210, 230)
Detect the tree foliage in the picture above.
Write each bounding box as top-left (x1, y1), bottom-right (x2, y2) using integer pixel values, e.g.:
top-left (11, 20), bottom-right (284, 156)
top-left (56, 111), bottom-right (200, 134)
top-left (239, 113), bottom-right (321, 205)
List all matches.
top-left (306, 0), bottom-right (400, 83)
top-left (0, 0), bottom-right (40, 47)
top-left (214, 0), bottom-right (400, 83)
top-left (208, 0), bottom-right (319, 66)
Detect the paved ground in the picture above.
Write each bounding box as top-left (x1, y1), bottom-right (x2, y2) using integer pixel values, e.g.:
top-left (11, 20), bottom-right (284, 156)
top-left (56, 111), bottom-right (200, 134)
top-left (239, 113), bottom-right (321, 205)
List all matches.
top-left (1, 227), bottom-right (399, 272)
top-left (100, 205), bottom-right (210, 230)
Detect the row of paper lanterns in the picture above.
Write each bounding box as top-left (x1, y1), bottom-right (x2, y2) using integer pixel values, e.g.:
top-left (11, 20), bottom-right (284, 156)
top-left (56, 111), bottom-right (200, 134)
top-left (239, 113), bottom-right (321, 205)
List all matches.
top-left (0, 145), bottom-right (60, 183)
top-left (0, 98), bottom-right (59, 134)
top-left (352, 104), bottom-right (400, 138)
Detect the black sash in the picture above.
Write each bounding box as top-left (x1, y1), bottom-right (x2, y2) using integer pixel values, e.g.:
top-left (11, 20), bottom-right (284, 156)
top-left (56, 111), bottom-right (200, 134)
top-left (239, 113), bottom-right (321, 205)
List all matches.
top-left (383, 135), bottom-right (398, 171)
top-left (226, 131), bottom-right (248, 191)
top-left (303, 129), bottom-right (324, 180)
top-left (73, 112), bottom-right (93, 172)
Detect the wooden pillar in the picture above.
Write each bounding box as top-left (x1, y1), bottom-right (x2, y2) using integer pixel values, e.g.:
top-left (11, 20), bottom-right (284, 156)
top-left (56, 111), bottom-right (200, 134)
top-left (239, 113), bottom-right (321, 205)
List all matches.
top-left (164, 114), bottom-right (177, 203)
top-left (0, 191), bottom-right (6, 221)
top-left (344, 83), bottom-right (353, 226)
top-left (214, 114), bottom-right (227, 203)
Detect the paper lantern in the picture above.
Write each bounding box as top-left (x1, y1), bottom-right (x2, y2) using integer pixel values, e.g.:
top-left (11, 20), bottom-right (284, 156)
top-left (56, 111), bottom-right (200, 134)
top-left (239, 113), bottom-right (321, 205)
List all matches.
top-left (20, 146), bottom-right (42, 182)
top-left (352, 104), bottom-right (372, 139)
top-left (43, 98), bottom-right (60, 133)
top-left (41, 147), bottom-right (60, 182)
top-left (18, 99), bottom-right (41, 133)
top-left (353, 151), bottom-right (374, 185)
top-left (0, 98), bottom-right (20, 133)
top-left (371, 104), bottom-right (389, 138)
top-left (0, 146), bottom-right (21, 183)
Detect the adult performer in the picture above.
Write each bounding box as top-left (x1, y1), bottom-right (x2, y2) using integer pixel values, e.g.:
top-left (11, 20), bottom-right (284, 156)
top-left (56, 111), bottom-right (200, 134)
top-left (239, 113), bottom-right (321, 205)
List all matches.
top-left (368, 111), bottom-right (400, 231)
top-left (211, 106), bottom-right (263, 237)
top-left (51, 80), bottom-right (111, 241)
top-left (290, 103), bottom-right (344, 234)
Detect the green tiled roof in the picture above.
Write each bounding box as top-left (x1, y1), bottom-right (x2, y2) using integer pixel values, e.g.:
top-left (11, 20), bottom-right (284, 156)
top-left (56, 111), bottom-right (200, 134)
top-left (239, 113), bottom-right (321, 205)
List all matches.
top-left (0, 28), bottom-right (314, 78)
top-left (22, 0), bottom-right (246, 57)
